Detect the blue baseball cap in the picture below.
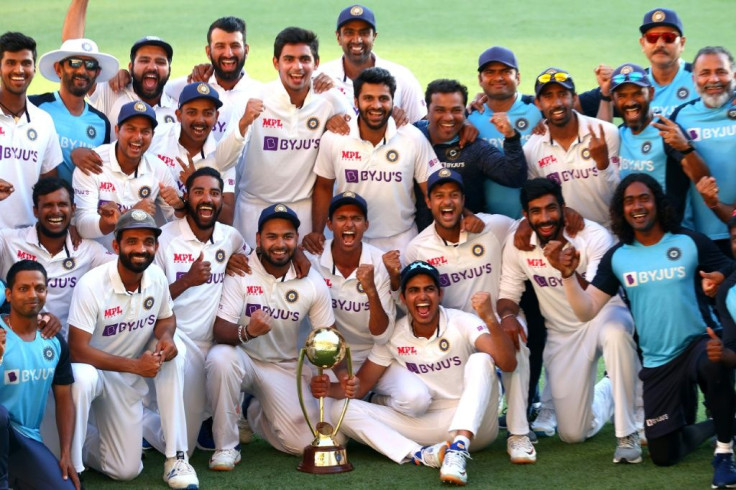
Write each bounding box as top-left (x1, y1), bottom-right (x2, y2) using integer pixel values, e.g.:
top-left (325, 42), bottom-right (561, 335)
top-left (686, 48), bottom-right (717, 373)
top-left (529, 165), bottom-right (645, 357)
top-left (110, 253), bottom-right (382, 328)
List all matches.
top-left (477, 46), bottom-right (518, 72)
top-left (337, 5), bottom-right (376, 31)
top-left (258, 203), bottom-right (301, 233)
top-left (400, 261), bottom-right (440, 292)
top-left (329, 191), bottom-right (368, 218)
top-left (640, 8), bottom-right (683, 35)
top-left (610, 63), bottom-right (652, 93)
top-left (117, 100), bottom-right (158, 129)
top-left (534, 67), bottom-right (575, 97)
top-left (130, 36), bottom-right (173, 62)
top-left (427, 168), bottom-right (465, 195)
top-left (178, 82), bottom-right (223, 109)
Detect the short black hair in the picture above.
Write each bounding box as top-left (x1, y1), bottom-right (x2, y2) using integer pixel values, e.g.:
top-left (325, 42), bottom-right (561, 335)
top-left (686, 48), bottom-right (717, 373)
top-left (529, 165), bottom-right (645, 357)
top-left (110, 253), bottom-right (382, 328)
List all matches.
top-left (354, 67), bottom-right (396, 99)
top-left (610, 173), bottom-right (679, 244)
top-left (207, 17), bottom-right (246, 45)
top-left (425, 79), bottom-right (469, 108)
top-left (0, 31), bottom-right (36, 62)
top-left (273, 27), bottom-right (319, 61)
top-left (185, 166), bottom-right (224, 193)
top-left (693, 46), bottom-right (735, 71)
top-left (520, 178), bottom-right (565, 213)
top-left (32, 177), bottom-right (74, 208)
top-left (6, 260), bottom-right (47, 290)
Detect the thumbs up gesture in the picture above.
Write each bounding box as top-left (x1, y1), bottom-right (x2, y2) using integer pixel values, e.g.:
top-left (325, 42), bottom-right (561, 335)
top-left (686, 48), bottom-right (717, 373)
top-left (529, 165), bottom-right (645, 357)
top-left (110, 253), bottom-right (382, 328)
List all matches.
top-left (706, 327), bottom-right (724, 363)
top-left (186, 252), bottom-right (211, 287)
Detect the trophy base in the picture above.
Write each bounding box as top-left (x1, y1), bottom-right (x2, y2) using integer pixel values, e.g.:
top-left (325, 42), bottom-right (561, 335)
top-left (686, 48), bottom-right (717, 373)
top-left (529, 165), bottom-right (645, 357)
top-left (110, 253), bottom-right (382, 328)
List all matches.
top-left (297, 444), bottom-right (353, 474)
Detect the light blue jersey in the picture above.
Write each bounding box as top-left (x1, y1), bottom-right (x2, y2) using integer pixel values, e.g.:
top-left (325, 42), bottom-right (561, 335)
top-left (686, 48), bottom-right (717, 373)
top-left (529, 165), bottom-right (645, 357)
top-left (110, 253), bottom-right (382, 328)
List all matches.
top-left (647, 61), bottom-right (695, 118)
top-left (468, 93), bottom-right (542, 218)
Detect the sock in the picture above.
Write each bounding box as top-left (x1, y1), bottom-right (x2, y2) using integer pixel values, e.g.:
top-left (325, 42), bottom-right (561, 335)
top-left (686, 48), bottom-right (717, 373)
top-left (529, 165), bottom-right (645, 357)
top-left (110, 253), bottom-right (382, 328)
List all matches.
top-left (716, 440), bottom-right (734, 455)
top-left (452, 435), bottom-right (470, 451)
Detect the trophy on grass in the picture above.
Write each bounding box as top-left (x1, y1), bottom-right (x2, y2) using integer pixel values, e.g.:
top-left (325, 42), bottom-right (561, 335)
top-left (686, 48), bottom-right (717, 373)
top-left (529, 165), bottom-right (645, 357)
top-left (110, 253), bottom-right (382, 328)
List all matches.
top-left (296, 327), bottom-right (354, 473)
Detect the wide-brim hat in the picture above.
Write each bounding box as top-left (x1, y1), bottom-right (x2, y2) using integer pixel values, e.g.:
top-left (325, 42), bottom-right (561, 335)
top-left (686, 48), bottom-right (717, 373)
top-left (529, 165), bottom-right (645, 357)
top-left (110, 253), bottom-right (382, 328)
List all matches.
top-left (38, 38), bottom-right (119, 83)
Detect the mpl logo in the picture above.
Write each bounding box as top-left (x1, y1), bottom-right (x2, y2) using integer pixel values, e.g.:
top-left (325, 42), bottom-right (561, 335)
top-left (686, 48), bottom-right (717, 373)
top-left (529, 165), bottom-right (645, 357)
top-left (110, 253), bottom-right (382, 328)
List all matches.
top-left (538, 155), bottom-right (557, 168)
top-left (99, 181), bottom-right (116, 191)
top-left (245, 303), bottom-right (262, 317)
top-left (397, 346), bottom-right (417, 355)
top-left (341, 150), bottom-right (361, 161)
top-left (527, 258), bottom-right (546, 268)
top-left (426, 256), bottom-right (448, 266)
top-left (262, 118), bottom-right (283, 129)
top-left (4, 369), bottom-right (19, 385)
top-left (246, 286), bottom-right (264, 295)
top-left (173, 253), bottom-right (195, 264)
top-left (16, 250), bottom-right (36, 261)
top-left (104, 306), bottom-right (123, 319)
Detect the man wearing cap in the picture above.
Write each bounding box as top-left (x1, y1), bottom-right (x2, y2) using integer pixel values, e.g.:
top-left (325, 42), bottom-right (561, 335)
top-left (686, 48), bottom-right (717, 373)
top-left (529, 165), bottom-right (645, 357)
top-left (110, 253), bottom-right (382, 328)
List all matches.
top-left (610, 62), bottom-right (709, 221)
top-left (147, 81), bottom-right (258, 225)
top-left (311, 260), bottom-right (516, 485)
top-left (400, 169), bottom-right (536, 463)
top-left (309, 67), bottom-right (440, 256)
top-left (524, 68), bottom-right (620, 229)
top-left (31, 38), bottom-right (117, 184)
top-left (72, 100), bottom-right (185, 252)
top-left (0, 31), bottom-right (63, 229)
top-left (67, 209), bottom-right (199, 488)
top-left (317, 4), bottom-right (425, 123)
top-left (206, 203), bottom-right (335, 469)
top-left (579, 8), bottom-right (695, 120)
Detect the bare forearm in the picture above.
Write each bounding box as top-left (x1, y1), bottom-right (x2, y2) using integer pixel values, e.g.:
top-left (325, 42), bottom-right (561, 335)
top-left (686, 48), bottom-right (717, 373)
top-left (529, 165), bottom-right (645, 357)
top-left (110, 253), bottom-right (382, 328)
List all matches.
top-left (54, 387), bottom-right (75, 458)
top-left (62, 0), bottom-right (88, 41)
top-left (71, 344), bottom-right (138, 374)
top-left (366, 290), bottom-right (389, 336)
top-left (153, 316), bottom-right (176, 342)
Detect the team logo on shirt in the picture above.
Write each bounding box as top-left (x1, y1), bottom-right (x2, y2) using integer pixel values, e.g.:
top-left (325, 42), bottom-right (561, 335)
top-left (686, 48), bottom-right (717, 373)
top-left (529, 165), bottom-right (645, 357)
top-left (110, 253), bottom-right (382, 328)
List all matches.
top-left (164, 115), bottom-right (175, 123)
top-left (445, 148), bottom-right (460, 160)
top-left (651, 10), bottom-right (666, 22)
top-left (62, 257), bottom-right (76, 271)
top-left (666, 247), bottom-right (681, 261)
top-left (306, 117), bottom-right (320, 130)
top-left (356, 281), bottom-right (365, 294)
top-left (676, 88), bottom-right (689, 100)
top-left (285, 289), bottom-right (299, 303)
top-left (4, 369), bottom-right (19, 385)
top-left (386, 149), bottom-right (399, 163)
top-left (472, 244), bottom-right (485, 257)
top-left (641, 141), bottom-right (652, 154)
top-left (439, 338), bottom-right (450, 352)
top-left (139, 186), bottom-right (152, 199)
top-left (26, 128), bottom-right (37, 141)
top-left (515, 118), bottom-right (529, 131)
top-left (580, 148), bottom-right (592, 160)
top-left (143, 296), bottom-right (155, 310)
top-left (727, 108), bottom-right (736, 120)
top-left (86, 125), bottom-right (96, 139)
top-left (215, 249), bottom-right (226, 263)
top-left (43, 346), bottom-right (55, 361)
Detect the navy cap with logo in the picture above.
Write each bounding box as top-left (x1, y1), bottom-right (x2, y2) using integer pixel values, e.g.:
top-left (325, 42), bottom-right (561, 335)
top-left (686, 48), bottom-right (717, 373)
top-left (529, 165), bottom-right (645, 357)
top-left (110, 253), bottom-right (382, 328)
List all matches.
top-left (114, 209), bottom-right (162, 237)
top-left (427, 168), bottom-right (465, 195)
top-left (477, 46), bottom-right (518, 72)
top-left (337, 4), bottom-right (376, 31)
top-left (117, 100), bottom-right (158, 129)
top-left (400, 260), bottom-right (441, 293)
top-left (178, 82), bottom-right (223, 109)
top-left (534, 67), bottom-right (575, 97)
top-left (258, 203), bottom-right (301, 233)
top-left (610, 63), bottom-right (652, 93)
top-left (130, 36), bottom-right (174, 62)
top-left (329, 191), bottom-right (368, 218)
top-left (640, 8), bottom-right (683, 35)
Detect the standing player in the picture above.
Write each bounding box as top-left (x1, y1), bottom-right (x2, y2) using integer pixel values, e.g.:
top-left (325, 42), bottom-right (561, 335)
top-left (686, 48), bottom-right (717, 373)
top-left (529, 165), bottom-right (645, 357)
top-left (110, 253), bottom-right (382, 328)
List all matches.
top-left (0, 32), bottom-right (62, 229)
top-left (312, 261), bottom-right (516, 485)
top-left (0, 261), bottom-right (78, 490)
top-left (206, 203), bottom-right (335, 469)
top-left (498, 178), bottom-right (641, 463)
top-left (67, 209), bottom-right (198, 489)
top-left (550, 174), bottom-right (736, 487)
top-left (318, 4), bottom-right (426, 122)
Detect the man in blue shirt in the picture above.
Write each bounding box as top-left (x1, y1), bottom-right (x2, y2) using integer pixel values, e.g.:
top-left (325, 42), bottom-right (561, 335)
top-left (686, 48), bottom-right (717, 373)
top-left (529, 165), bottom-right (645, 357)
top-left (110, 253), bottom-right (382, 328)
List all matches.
top-left (548, 173), bottom-right (736, 488)
top-left (0, 260), bottom-right (78, 489)
top-left (31, 38), bottom-right (117, 183)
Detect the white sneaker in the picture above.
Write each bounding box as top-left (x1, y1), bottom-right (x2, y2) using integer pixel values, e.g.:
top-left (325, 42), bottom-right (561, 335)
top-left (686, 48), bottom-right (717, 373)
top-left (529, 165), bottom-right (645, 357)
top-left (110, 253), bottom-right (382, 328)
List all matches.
top-left (164, 452), bottom-right (199, 489)
top-left (238, 417), bottom-right (254, 444)
top-left (209, 448), bottom-right (242, 471)
top-left (507, 434), bottom-right (537, 464)
top-left (613, 432), bottom-right (642, 464)
top-left (531, 407), bottom-right (556, 437)
top-left (440, 441), bottom-right (471, 486)
top-left (412, 440), bottom-right (449, 468)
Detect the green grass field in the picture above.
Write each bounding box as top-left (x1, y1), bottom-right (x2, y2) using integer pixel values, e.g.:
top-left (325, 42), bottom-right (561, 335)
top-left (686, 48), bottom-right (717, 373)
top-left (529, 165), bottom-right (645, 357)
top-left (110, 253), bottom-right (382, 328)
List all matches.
top-left (5, 0), bottom-right (736, 488)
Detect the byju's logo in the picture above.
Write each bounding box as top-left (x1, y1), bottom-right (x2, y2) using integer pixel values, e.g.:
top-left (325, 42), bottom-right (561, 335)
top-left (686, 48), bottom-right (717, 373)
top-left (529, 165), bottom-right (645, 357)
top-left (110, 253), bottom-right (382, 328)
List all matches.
top-left (245, 303), bottom-right (262, 316)
top-left (264, 136), bottom-right (279, 151)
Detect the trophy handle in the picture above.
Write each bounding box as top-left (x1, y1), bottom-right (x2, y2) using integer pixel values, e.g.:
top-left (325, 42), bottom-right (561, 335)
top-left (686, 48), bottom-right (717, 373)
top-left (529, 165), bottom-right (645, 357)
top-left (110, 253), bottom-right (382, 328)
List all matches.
top-left (332, 346), bottom-right (352, 436)
top-left (296, 347), bottom-right (316, 437)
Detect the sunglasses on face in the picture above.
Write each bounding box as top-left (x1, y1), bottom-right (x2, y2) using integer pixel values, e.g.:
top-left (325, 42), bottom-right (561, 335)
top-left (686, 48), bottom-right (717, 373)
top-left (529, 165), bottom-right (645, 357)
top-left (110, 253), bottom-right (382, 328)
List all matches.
top-left (612, 72), bottom-right (646, 84)
top-left (644, 32), bottom-right (679, 44)
top-left (537, 72), bottom-right (571, 84)
top-left (64, 58), bottom-right (100, 71)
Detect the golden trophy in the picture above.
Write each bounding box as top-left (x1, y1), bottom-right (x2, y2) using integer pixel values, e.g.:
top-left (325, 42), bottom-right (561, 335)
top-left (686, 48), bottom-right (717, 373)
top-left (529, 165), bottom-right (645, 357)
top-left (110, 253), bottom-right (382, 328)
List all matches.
top-left (296, 327), bottom-right (354, 473)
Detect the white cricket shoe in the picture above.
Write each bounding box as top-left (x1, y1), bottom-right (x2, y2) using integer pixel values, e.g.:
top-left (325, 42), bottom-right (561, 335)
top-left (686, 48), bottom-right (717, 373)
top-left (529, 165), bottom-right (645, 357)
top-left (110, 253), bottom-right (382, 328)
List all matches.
top-left (440, 441), bottom-right (471, 486)
top-left (209, 448), bottom-right (242, 471)
top-left (413, 440), bottom-right (449, 468)
top-left (507, 434), bottom-right (537, 464)
top-left (613, 432), bottom-right (643, 464)
top-left (163, 452), bottom-right (199, 489)
top-left (531, 406), bottom-right (557, 437)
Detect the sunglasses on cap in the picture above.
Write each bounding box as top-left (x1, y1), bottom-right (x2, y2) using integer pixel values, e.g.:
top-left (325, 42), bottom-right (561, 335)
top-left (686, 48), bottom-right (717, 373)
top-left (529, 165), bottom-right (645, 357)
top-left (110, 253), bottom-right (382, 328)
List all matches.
top-left (643, 32), bottom-right (679, 44)
top-left (537, 72), bottom-right (571, 84)
top-left (612, 72), bottom-right (646, 85)
top-left (64, 58), bottom-right (100, 71)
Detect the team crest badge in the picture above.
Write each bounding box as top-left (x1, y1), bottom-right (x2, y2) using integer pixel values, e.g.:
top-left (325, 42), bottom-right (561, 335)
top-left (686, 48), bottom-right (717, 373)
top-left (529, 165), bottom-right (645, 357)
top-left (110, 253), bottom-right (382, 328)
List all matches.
top-left (62, 257), bottom-right (76, 271)
top-left (215, 249), bottom-right (226, 263)
top-left (81, 41), bottom-right (93, 52)
top-left (515, 118), bottom-right (529, 131)
top-left (472, 244), bottom-right (485, 257)
top-left (139, 186), bottom-right (152, 199)
top-left (438, 168), bottom-right (452, 178)
top-left (27, 128), bottom-right (37, 141)
top-left (727, 108), bottom-right (736, 120)
top-left (676, 88), bottom-right (689, 100)
top-left (285, 290), bottom-right (299, 303)
top-left (439, 338), bottom-right (450, 352)
top-left (164, 115), bottom-right (175, 123)
top-left (356, 281), bottom-right (365, 294)
top-left (143, 296), bottom-right (155, 310)
top-left (386, 149), bottom-right (399, 163)
top-left (666, 247), bottom-right (681, 261)
top-left (651, 10), bottom-right (666, 22)
top-left (342, 191), bottom-right (356, 198)
top-left (445, 148), bottom-right (460, 160)
top-left (133, 101), bottom-right (147, 112)
top-left (641, 141), bottom-right (652, 154)
top-left (620, 65), bottom-right (633, 75)
top-left (197, 83), bottom-right (210, 94)
top-left (86, 125), bottom-right (96, 139)
top-left (131, 209), bottom-right (148, 221)
top-left (581, 148), bottom-right (592, 160)
top-left (43, 346), bottom-right (55, 361)
top-left (350, 5), bottom-right (363, 15)
top-left (306, 117), bottom-right (320, 130)
top-left (275, 204), bottom-right (287, 213)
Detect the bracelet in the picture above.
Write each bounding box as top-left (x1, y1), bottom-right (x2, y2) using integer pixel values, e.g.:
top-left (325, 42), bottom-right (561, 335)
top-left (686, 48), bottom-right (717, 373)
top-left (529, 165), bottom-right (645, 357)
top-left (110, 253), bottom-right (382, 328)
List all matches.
top-left (500, 313), bottom-right (516, 321)
top-left (680, 145), bottom-right (695, 155)
top-left (237, 324), bottom-right (248, 344)
top-left (600, 94), bottom-right (612, 102)
top-left (244, 324), bottom-right (253, 341)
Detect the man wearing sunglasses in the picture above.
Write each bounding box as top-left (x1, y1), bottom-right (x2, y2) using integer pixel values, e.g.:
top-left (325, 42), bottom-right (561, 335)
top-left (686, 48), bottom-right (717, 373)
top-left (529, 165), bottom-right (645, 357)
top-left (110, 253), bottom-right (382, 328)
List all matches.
top-left (32, 39), bottom-right (118, 185)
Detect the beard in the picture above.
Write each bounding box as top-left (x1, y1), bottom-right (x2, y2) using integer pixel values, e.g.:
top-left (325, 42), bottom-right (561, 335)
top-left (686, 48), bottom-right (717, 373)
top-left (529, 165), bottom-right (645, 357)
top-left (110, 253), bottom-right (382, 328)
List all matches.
top-left (36, 221), bottom-right (69, 239)
top-left (529, 218), bottom-right (564, 246)
top-left (698, 79), bottom-right (736, 108)
top-left (119, 251), bottom-right (154, 273)
top-left (131, 70), bottom-right (170, 100)
top-left (187, 202), bottom-right (222, 230)
top-left (210, 54), bottom-right (245, 82)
